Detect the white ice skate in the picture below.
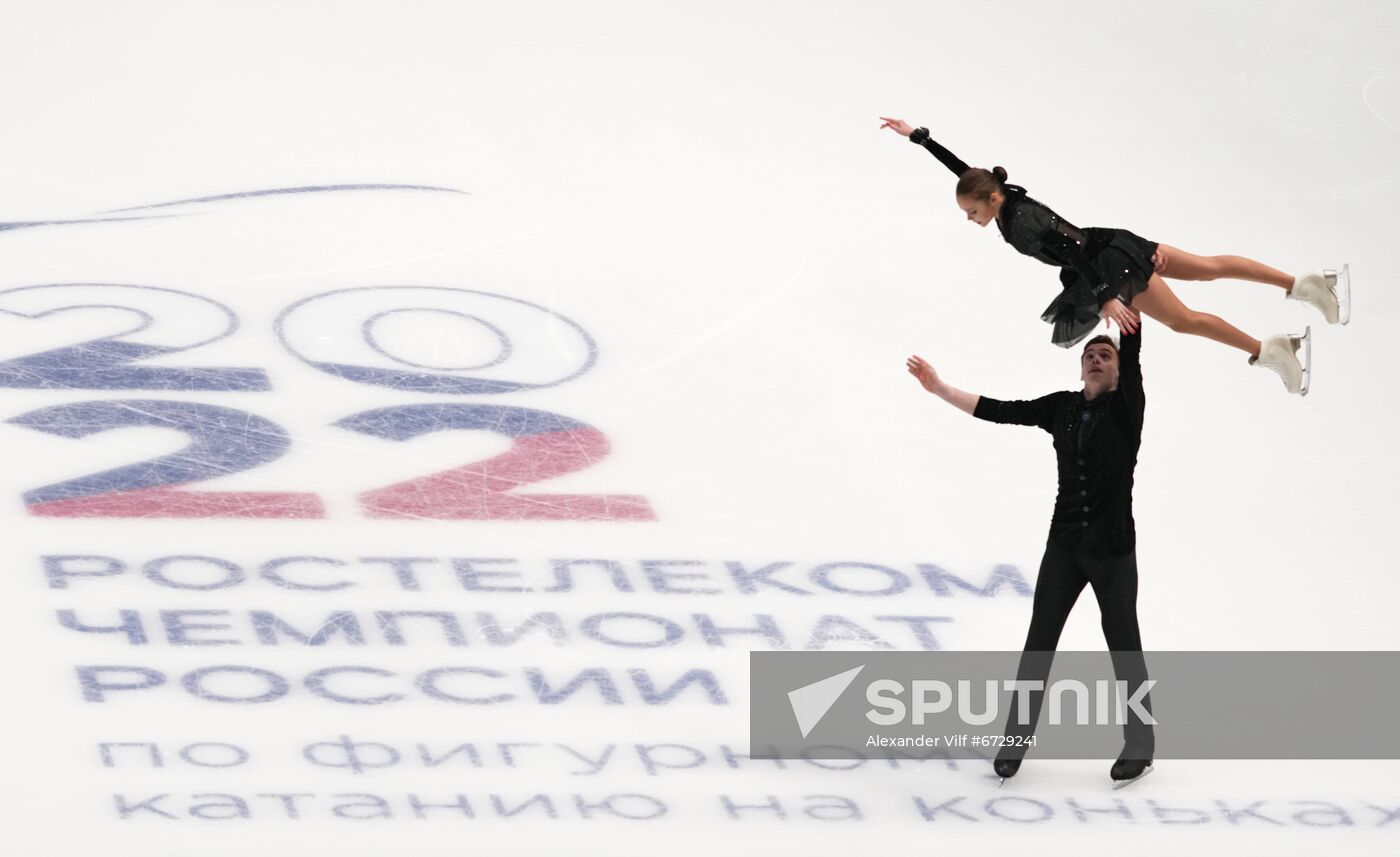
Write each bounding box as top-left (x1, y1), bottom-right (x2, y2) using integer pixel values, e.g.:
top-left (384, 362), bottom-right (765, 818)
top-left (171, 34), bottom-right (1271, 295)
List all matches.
top-left (1250, 326), bottom-right (1311, 396)
top-left (1288, 264), bottom-right (1350, 325)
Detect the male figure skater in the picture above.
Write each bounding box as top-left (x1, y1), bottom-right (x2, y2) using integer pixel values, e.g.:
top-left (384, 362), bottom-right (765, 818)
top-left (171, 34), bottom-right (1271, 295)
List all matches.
top-left (907, 319), bottom-right (1155, 788)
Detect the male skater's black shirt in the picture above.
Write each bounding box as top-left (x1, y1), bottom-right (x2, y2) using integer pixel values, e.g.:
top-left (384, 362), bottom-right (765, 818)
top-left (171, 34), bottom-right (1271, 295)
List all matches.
top-left (971, 330), bottom-right (1144, 558)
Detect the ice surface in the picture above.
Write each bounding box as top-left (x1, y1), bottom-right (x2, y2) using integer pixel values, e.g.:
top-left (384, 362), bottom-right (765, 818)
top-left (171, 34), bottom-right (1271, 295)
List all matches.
top-left (1, 2), bottom-right (1397, 854)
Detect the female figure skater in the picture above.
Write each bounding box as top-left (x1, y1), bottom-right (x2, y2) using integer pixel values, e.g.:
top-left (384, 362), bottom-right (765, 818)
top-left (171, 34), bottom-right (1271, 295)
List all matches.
top-left (880, 117), bottom-right (1350, 395)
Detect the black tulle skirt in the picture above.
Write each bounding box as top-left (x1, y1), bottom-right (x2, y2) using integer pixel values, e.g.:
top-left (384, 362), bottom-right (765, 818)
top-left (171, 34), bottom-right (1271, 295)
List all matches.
top-left (1043, 228), bottom-right (1159, 348)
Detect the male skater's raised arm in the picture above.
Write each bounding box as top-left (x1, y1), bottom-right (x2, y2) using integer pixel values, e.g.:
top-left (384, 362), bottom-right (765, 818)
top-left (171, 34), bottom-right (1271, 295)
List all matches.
top-left (905, 354), bottom-right (1066, 432)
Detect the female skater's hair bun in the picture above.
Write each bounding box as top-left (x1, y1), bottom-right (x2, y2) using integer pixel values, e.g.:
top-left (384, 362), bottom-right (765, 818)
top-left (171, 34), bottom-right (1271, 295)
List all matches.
top-left (955, 166), bottom-right (1007, 201)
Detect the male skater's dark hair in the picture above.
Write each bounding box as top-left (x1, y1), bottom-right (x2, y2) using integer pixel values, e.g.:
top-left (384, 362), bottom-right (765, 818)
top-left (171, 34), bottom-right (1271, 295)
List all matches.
top-left (1082, 334), bottom-right (1118, 354)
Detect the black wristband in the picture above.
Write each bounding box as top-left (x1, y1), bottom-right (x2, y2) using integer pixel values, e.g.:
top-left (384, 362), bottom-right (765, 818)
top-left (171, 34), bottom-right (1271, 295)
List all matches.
top-left (909, 126), bottom-right (930, 144)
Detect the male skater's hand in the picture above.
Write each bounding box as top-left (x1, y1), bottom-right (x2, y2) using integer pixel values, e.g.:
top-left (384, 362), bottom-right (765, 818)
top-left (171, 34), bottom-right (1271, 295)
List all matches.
top-left (906, 355), bottom-right (943, 393)
top-left (1152, 248), bottom-right (1169, 273)
top-left (880, 117), bottom-right (915, 136)
top-left (1102, 298), bottom-right (1140, 334)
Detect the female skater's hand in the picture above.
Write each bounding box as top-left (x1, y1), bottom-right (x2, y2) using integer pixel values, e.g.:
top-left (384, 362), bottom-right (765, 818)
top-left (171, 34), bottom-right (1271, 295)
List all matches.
top-left (1102, 298), bottom-right (1140, 334)
top-left (1152, 248), bottom-right (1168, 273)
top-left (906, 355), bottom-right (943, 393)
top-left (880, 117), bottom-right (915, 137)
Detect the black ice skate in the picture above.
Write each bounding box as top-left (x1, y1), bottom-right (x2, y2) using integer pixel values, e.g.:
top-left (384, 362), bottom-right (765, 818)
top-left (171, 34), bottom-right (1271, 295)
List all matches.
top-left (992, 756), bottom-right (1022, 786)
top-left (1109, 757), bottom-right (1154, 790)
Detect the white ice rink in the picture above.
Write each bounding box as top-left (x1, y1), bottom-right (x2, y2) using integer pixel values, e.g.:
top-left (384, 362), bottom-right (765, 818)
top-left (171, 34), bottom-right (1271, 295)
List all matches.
top-left (1, 1), bottom-right (1398, 854)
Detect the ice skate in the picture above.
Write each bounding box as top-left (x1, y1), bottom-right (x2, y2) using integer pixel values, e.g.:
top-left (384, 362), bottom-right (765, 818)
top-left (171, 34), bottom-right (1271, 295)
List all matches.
top-left (1249, 326), bottom-right (1311, 395)
top-left (1109, 757), bottom-right (1154, 790)
top-left (1288, 264), bottom-right (1350, 325)
top-left (993, 756), bottom-right (1021, 786)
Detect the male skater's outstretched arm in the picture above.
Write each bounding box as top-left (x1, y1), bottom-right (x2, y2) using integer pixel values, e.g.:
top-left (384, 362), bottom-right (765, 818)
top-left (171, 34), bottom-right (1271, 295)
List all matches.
top-left (905, 355), bottom-right (1065, 432)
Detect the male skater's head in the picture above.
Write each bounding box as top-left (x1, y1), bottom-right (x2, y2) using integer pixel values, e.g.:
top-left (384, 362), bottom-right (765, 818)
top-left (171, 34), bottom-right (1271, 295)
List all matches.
top-left (1081, 335), bottom-right (1120, 399)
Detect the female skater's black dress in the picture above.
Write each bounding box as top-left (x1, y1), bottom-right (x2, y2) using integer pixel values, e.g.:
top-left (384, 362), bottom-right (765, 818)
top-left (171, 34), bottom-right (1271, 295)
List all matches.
top-left (910, 128), bottom-right (1159, 348)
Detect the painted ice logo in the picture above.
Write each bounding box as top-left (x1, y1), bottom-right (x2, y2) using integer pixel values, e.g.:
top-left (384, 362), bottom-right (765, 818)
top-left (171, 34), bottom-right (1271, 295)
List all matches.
top-left (788, 665), bottom-right (865, 738)
top-left (0, 185), bottom-right (655, 520)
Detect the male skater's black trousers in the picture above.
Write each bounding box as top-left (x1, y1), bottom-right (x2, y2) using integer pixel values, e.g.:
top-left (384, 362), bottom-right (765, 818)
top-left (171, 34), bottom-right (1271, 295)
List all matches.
top-left (999, 539), bottom-right (1155, 760)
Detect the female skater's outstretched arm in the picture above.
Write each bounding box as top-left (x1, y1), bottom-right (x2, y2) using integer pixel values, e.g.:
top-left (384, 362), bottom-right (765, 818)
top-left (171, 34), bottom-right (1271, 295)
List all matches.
top-left (880, 117), bottom-right (969, 176)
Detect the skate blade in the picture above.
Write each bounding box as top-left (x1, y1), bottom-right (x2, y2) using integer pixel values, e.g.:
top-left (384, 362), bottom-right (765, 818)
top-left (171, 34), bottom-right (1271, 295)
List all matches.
top-left (1110, 764), bottom-right (1154, 790)
top-left (1326, 265), bottom-right (1351, 326)
top-left (1298, 325), bottom-right (1311, 396)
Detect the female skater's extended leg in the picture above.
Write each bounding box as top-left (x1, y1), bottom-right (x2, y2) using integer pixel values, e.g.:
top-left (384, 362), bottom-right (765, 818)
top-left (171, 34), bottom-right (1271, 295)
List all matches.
top-left (1154, 244), bottom-right (1292, 289)
top-left (1133, 274), bottom-right (1310, 393)
top-left (1132, 274), bottom-right (1261, 356)
top-left (1155, 243), bottom-right (1345, 324)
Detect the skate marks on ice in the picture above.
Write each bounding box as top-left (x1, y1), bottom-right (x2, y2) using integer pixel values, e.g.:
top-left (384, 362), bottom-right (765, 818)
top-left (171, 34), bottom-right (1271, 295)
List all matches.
top-left (0, 183), bottom-right (468, 235)
top-left (1362, 73), bottom-right (1400, 137)
top-left (99, 184), bottom-right (470, 213)
top-left (638, 254), bottom-right (809, 374)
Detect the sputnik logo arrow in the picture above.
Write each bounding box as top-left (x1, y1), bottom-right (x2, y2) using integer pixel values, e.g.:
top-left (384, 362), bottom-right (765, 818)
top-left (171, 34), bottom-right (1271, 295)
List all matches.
top-left (788, 665), bottom-right (866, 738)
